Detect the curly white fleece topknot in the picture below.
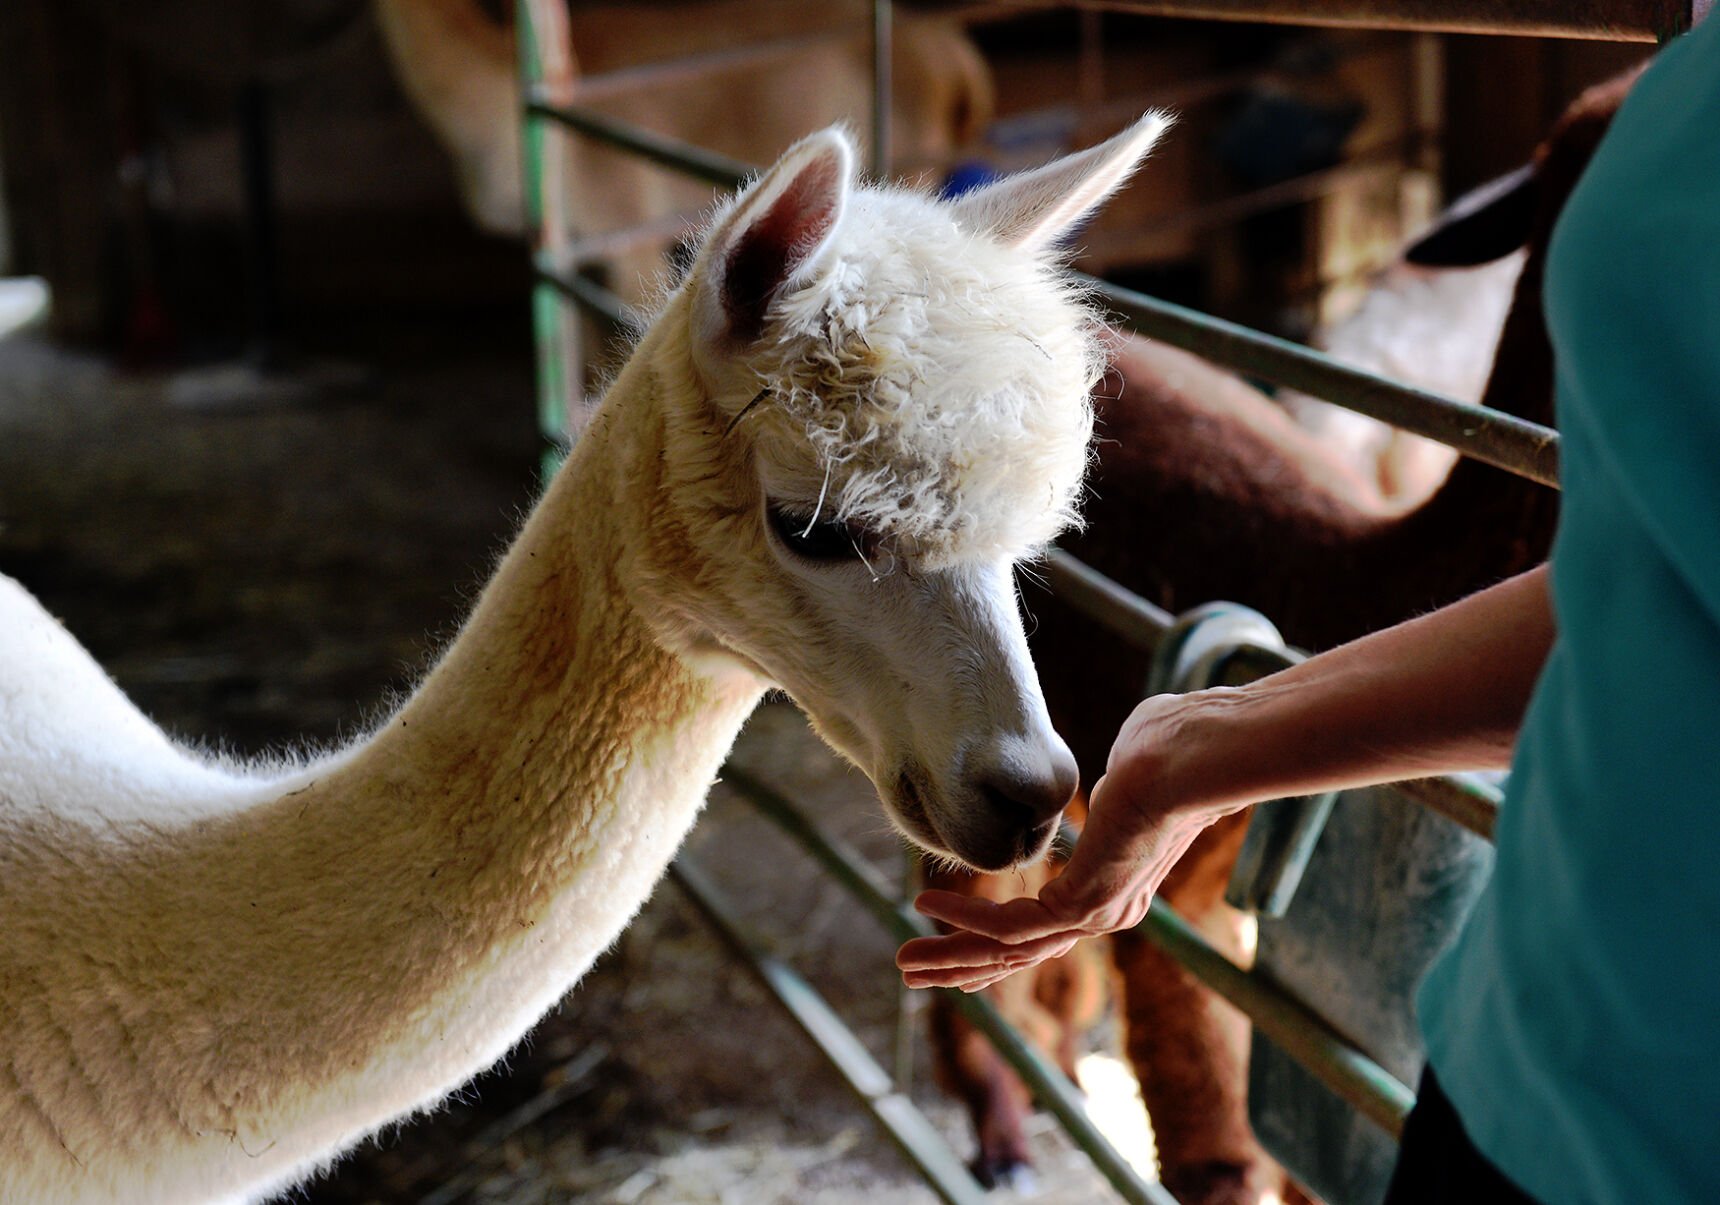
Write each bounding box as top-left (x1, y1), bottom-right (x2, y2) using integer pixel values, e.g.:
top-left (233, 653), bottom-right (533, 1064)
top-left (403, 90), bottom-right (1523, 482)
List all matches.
top-left (735, 185), bottom-right (1108, 567)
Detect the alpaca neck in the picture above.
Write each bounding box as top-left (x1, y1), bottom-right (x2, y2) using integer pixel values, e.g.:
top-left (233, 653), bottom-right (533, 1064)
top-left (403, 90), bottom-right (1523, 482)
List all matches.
top-left (269, 359), bottom-right (766, 1113)
top-left (353, 415), bottom-right (762, 971)
top-left (8, 334), bottom-right (765, 1201)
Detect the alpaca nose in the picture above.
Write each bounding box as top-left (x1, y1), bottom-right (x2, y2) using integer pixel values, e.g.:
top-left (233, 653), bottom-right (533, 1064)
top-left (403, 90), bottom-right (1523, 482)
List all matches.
top-left (977, 738), bottom-right (1079, 836)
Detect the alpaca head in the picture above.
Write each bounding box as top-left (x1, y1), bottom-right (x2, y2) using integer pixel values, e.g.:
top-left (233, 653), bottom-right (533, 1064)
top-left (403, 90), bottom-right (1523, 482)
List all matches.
top-left (631, 116), bottom-right (1169, 870)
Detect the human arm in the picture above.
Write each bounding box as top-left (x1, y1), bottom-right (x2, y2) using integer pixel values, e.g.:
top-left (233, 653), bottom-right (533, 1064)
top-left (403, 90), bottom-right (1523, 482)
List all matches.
top-left (898, 563), bottom-right (1555, 991)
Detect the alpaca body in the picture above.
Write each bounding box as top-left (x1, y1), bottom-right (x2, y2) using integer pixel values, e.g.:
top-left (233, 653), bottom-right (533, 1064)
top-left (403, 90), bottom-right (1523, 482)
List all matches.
top-left (1027, 75), bottom-right (1632, 1204)
top-left (1280, 250), bottom-right (1525, 507)
top-left (927, 79), bottom-right (1636, 1190)
top-left (1, 118), bottom-right (1170, 1203)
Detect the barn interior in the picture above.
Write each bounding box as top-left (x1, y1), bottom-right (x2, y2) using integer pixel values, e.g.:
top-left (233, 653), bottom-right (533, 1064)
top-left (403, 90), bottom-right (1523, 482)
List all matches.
top-left (0, 3), bottom-right (1669, 1203)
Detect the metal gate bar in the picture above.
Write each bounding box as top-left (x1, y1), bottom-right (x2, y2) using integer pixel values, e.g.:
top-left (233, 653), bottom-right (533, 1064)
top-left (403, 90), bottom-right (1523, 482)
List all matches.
top-left (1394, 774), bottom-right (1503, 840)
top-left (669, 859), bottom-right (993, 1205)
top-left (1045, 548), bottom-right (1175, 644)
top-left (518, 0), bottom-right (579, 473)
top-left (1045, 550), bottom-right (1503, 839)
top-left (724, 765), bottom-right (1181, 1205)
top-left (535, 259), bottom-right (631, 330)
top-left (871, 0), bottom-right (893, 176)
top-left (726, 763), bottom-right (1416, 1142)
top-left (1139, 897), bottom-right (1416, 1135)
top-left (1088, 279), bottom-right (1562, 487)
top-left (525, 98), bottom-right (753, 190)
top-left (1042, 0), bottom-right (1702, 42)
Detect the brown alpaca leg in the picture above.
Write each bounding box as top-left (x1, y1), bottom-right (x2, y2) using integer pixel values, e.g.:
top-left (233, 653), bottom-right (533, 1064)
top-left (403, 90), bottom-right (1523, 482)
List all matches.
top-left (1113, 929), bottom-right (1275, 1205)
top-left (1114, 809), bottom-right (1299, 1205)
top-left (922, 802), bottom-right (1107, 1190)
top-left (928, 991), bottom-right (1038, 1189)
top-left (1035, 930), bottom-right (1110, 1081)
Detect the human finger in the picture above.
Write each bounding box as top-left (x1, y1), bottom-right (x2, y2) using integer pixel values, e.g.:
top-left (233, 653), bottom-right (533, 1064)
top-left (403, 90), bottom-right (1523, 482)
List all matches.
top-left (903, 963), bottom-right (1013, 990)
top-left (897, 926), bottom-right (1079, 973)
top-left (905, 932), bottom-right (1083, 992)
top-left (911, 890), bottom-right (1072, 943)
top-left (956, 968), bottom-right (1020, 994)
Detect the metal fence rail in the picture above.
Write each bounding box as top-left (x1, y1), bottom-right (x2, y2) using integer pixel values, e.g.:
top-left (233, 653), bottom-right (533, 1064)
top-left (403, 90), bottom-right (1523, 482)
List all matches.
top-left (1088, 279), bottom-right (1562, 488)
top-left (526, 97), bottom-right (753, 190)
top-left (522, 95), bottom-right (1563, 494)
top-left (1045, 551), bottom-right (1504, 840)
top-left (1024, 0), bottom-right (1703, 42)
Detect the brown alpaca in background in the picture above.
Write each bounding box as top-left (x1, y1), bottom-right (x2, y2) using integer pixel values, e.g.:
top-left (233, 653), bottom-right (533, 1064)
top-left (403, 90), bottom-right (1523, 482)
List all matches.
top-left (928, 68), bottom-right (1639, 1205)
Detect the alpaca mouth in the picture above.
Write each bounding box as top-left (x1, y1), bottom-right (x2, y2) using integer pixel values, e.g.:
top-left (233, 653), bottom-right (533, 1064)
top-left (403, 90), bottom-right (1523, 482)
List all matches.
top-left (893, 770), bottom-right (945, 852)
top-left (893, 771), bottom-right (1052, 871)
top-left (956, 816), bottom-right (1055, 873)
top-left (1020, 816), bottom-right (1059, 863)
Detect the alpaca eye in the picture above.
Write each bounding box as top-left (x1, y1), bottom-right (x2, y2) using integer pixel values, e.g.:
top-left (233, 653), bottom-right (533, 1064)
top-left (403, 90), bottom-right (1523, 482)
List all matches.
top-left (766, 504), bottom-right (875, 563)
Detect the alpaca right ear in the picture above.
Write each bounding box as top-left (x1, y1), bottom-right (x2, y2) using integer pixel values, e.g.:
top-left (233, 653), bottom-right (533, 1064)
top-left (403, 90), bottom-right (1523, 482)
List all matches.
top-left (695, 127), bottom-right (855, 347)
top-left (1404, 164), bottom-right (1538, 268)
top-left (949, 112), bottom-right (1171, 253)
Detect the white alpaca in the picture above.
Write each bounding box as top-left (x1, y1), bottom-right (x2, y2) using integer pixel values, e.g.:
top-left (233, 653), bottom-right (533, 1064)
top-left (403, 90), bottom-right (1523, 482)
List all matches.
top-left (0, 115), bottom-right (1169, 1205)
top-left (1280, 250), bottom-right (1527, 509)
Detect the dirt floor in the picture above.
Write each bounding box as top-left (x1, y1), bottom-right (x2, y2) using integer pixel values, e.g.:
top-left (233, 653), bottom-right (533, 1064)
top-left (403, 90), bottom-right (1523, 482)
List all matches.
top-left (0, 291), bottom-right (1150, 1205)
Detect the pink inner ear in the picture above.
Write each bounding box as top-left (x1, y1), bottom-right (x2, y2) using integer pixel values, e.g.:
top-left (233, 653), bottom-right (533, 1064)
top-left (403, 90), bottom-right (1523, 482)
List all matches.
top-left (723, 153), bottom-right (841, 342)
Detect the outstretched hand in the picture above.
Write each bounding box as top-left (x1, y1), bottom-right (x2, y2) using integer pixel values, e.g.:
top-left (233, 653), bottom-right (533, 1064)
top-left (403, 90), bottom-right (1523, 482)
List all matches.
top-left (897, 693), bottom-right (1235, 993)
top-left (897, 566), bottom-right (1555, 993)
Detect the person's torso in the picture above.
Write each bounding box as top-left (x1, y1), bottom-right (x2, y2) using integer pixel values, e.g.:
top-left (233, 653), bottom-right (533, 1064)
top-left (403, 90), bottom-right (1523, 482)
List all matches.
top-left (1417, 17), bottom-right (1720, 1203)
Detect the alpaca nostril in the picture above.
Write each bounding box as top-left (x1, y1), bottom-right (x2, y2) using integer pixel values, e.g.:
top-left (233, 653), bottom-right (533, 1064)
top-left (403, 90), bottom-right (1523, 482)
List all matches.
top-left (952, 739), bottom-right (1080, 868)
top-left (978, 753), bottom-right (1078, 832)
top-left (979, 784), bottom-right (1038, 839)
top-left (976, 781), bottom-right (1064, 867)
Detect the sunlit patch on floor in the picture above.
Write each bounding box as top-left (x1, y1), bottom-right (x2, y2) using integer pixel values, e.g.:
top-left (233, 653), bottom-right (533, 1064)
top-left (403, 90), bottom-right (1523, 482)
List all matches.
top-left (1075, 1051), bottom-right (1158, 1180)
top-left (0, 278), bottom-right (50, 338)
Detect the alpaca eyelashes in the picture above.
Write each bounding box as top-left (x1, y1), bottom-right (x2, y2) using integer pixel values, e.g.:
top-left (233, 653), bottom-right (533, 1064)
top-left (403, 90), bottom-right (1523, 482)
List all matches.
top-left (766, 503), bottom-right (880, 564)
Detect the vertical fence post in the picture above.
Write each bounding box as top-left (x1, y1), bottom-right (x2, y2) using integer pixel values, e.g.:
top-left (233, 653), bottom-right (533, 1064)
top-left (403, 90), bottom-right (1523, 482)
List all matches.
top-left (871, 0), bottom-right (893, 178)
top-left (518, 0), bottom-right (581, 473)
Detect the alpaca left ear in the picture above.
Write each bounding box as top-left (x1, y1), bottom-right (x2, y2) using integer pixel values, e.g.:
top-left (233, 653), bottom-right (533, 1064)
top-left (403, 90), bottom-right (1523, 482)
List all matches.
top-left (695, 126), bottom-right (855, 347)
top-left (949, 111), bottom-right (1171, 253)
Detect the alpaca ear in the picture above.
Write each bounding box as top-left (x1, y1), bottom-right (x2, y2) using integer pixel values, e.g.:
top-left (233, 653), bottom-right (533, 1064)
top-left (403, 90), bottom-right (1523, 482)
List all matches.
top-left (949, 112), bottom-right (1171, 253)
top-left (1404, 163), bottom-right (1538, 268)
top-left (696, 127), bottom-right (855, 346)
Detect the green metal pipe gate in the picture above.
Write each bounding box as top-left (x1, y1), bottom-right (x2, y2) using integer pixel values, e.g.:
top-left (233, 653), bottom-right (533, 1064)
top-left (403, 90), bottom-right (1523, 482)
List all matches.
top-left (510, 3), bottom-right (1696, 1200)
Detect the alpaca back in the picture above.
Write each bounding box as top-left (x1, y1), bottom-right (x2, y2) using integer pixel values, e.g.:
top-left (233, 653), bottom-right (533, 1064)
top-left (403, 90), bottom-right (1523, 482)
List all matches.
top-left (0, 575), bottom-right (257, 825)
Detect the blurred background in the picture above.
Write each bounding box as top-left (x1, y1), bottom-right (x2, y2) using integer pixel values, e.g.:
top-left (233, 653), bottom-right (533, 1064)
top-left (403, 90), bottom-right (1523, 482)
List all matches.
top-left (0, 3), bottom-right (1658, 1202)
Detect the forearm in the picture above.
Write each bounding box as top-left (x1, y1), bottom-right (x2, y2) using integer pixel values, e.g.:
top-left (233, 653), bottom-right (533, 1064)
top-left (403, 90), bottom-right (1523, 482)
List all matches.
top-left (898, 571), bottom-right (1555, 989)
top-left (1123, 565), bottom-right (1554, 816)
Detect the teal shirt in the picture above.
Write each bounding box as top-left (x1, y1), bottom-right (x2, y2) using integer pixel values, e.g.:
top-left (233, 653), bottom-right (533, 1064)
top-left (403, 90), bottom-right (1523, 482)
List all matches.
top-left (1418, 18), bottom-right (1720, 1203)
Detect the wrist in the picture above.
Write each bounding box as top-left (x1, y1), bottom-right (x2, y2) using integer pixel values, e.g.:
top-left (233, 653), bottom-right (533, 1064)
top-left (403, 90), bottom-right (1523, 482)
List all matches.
top-left (1162, 685), bottom-right (1263, 817)
top-left (1105, 686), bottom-right (1254, 825)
